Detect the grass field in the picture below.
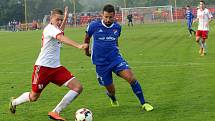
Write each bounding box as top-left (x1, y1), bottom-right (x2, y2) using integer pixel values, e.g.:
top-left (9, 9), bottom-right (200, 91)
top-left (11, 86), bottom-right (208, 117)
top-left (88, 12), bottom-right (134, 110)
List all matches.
top-left (0, 22), bottom-right (215, 121)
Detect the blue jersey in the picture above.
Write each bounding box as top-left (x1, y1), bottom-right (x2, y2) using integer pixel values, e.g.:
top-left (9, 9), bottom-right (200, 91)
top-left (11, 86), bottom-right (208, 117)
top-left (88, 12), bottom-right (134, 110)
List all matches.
top-left (86, 20), bottom-right (122, 65)
top-left (185, 10), bottom-right (194, 22)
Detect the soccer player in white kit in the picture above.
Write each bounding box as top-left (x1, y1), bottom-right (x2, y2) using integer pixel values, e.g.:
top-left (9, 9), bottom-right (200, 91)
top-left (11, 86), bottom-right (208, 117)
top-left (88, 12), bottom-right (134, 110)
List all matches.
top-left (9, 7), bottom-right (88, 121)
top-left (193, 0), bottom-right (213, 56)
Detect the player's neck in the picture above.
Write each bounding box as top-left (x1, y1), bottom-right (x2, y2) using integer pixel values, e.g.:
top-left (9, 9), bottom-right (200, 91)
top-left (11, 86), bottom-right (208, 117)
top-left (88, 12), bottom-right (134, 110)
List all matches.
top-left (101, 20), bottom-right (114, 28)
top-left (50, 23), bottom-right (59, 28)
top-left (200, 7), bottom-right (205, 11)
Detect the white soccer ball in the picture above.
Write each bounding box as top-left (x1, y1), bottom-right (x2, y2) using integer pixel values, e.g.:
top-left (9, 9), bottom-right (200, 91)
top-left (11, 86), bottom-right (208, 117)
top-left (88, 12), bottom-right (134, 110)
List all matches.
top-left (75, 108), bottom-right (93, 121)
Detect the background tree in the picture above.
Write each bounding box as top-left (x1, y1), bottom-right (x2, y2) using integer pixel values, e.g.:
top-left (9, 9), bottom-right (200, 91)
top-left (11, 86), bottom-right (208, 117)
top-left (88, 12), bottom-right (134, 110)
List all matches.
top-left (1, 0), bottom-right (215, 26)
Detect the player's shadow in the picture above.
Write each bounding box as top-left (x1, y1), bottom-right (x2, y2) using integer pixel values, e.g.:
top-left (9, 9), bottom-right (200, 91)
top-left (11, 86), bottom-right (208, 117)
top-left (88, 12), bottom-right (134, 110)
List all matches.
top-left (101, 104), bottom-right (154, 119)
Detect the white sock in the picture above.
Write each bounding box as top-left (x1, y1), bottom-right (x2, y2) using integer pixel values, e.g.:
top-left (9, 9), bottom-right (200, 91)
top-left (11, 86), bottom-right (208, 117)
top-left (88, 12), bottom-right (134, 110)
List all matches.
top-left (13, 92), bottom-right (30, 106)
top-left (203, 42), bottom-right (207, 52)
top-left (199, 39), bottom-right (204, 48)
top-left (52, 90), bottom-right (79, 113)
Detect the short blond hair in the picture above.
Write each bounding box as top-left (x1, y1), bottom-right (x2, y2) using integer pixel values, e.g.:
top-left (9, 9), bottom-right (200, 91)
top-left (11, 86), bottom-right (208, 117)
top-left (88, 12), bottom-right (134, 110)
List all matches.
top-left (51, 8), bottom-right (63, 16)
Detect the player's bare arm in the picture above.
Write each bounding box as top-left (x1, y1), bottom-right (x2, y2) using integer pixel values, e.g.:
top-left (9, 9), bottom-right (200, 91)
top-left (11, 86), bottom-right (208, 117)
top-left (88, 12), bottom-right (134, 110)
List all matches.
top-left (209, 17), bottom-right (213, 23)
top-left (193, 18), bottom-right (199, 24)
top-left (60, 6), bottom-right (69, 31)
top-left (57, 34), bottom-right (88, 49)
top-left (84, 33), bottom-right (91, 56)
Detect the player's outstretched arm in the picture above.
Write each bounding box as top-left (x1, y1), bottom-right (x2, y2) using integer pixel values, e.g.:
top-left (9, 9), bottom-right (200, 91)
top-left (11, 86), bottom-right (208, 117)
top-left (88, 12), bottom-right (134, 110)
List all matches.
top-left (193, 18), bottom-right (198, 24)
top-left (60, 6), bottom-right (69, 31)
top-left (57, 34), bottom-right (88, 49)
top-left (84, 33), bottom-right (91, 56)
top-left (209, 18), bottom-right (213, 23)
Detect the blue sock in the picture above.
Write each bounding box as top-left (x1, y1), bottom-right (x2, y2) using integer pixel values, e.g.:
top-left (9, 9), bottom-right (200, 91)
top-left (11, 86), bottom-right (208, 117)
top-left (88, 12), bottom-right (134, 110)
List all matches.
top-left (130, 80), bottom-right (145, 105)
top-left (106, 91), bottom-right (117, 101)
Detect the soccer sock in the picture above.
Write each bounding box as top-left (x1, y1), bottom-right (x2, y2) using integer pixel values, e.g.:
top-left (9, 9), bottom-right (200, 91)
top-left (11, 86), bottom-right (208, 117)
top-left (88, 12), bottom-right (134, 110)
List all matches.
top-left (191, 29), bottom-right (196, 34)
top-left (130, 80), bottom-right (145, 105)
top-left (203, 41), bottom-right (207, 52)
top-left (106, 91), bottom-right (117, 102)
top-left (12, 92), bottom-right (30, 106)
top-left (189, 29), bottom-right (192, 35)
top-left (199, 39), bottom-right (204, 48)
top-left (52, 90), bottom-right (79, 113)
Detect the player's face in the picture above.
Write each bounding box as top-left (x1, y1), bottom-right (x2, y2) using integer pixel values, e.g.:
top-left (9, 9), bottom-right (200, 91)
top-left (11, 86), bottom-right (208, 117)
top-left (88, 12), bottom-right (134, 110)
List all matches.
top-left (50, 14), bottom-right (63, 27)
top-left (102, 11), bottom-right (115, 26)
top-left (199, 2), bottom-right (205, 9)
top-left (186, 7), bottom-right (190, 10)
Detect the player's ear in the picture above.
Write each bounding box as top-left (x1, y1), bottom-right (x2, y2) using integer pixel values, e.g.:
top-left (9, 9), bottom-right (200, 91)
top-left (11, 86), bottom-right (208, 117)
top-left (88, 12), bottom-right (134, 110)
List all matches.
top-left (100, 12), bottom-right (104, 17)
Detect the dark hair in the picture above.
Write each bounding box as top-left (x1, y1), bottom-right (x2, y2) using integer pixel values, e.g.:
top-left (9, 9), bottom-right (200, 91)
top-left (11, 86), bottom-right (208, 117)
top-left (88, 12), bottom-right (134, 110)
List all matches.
top-left (51, 8), bottom-right (63, 16)
top-left (200, 0), bottom-right (205, 4)
top-left (187, 5), bottom-right (190, 7)
top-left (103, 4), bottom-right (115, 13)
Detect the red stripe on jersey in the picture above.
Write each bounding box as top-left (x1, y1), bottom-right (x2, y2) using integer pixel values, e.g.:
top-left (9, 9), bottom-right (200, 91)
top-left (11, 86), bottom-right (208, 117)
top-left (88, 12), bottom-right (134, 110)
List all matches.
top-left (55, 32), bottom-right (64, 39)
top-left (32, 66), bottom-right (41, 84)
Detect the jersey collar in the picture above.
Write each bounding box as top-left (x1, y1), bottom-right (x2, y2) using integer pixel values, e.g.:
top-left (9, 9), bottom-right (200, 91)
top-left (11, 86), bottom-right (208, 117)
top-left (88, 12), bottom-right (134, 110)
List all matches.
top-left (101, 20), bottom-right (114, 28)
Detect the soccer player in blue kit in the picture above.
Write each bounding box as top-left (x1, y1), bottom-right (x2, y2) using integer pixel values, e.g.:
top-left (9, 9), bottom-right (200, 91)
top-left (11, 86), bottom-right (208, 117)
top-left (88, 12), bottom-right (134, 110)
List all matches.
top-left (185, 5), bottom-right (196, 36)
top-left (84, 4), bottom-right (153, 111)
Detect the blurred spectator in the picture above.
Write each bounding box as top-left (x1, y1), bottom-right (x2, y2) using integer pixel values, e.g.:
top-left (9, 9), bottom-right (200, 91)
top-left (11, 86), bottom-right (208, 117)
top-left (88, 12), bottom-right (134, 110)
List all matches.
top-left (32, 20), bottom-right (38, 30)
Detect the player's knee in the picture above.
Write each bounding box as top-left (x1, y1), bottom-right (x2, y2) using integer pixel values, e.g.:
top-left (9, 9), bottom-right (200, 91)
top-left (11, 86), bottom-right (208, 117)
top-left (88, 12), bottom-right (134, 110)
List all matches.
top-left (73, 85), bottom-right (83, 94)
top-left (29, 92), bottom-right (40, 102)
top-left (108, 90), bottom-right (115, 95)
top-left (29, 95), bottom-right (39, 102)
top-left (127, 76), bottom-right (136, 84)
top-left (78, 85), bottom-right (83, 93)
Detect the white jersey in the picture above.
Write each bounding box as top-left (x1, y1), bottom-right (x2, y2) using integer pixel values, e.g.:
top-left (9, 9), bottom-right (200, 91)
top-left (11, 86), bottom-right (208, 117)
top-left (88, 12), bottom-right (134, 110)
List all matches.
top-left (35, 24), bottom-right (64, 68)
top-left (197, 8), bottom-right (213, 31)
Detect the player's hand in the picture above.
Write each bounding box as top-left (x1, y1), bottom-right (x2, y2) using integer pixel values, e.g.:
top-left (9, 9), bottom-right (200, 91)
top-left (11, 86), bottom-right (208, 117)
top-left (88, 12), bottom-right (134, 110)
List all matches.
top-left (64, 6), bottom-right (69, 19)
top-left (192, 20), bottom-right (195, 24)
top-left (78, 43), bottom-right (89, 49)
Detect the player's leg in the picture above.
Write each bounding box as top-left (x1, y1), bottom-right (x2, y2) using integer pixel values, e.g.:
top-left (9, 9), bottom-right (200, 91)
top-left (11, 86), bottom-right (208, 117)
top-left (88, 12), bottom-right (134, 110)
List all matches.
top-left (117, 69), bottom-right (153, 111)
top-left (113, 61), bottom-right (146, 105)
top-left (113, 60), bottom-right (153, 111)
top-left (196, 30), bottom-right (204, 55)
top-left (105, 83), bottom-right (119, 107)
top-left (188, 22), bottom-right (196, 35)
top-left (117, 69), bottom-right (145, 104)
top-left (48, 66), bottom-right (82, 121)
top-left (10, 65), bottom-right (47, 114)
top-left (10, 91), bottom-right (40, 114)
top-left (203, 41), bottom-right (207, 54)
top-left (96, 65), bottom-right (119, 106)
top-left (191, 29), bottom-right (196, 35)
top-left (51, 78), bottom-right (82, 114)
top-left (188, 22), bottom-right (192, 36)
top-left (188, 29), bottom-right (192, 36)
top-left (202, 31), bottom-right (208, 55)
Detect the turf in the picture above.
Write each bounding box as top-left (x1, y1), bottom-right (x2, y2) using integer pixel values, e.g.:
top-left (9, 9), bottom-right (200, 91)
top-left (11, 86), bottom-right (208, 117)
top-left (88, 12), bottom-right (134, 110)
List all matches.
top-left (0, 22), bottom-right (215, 121)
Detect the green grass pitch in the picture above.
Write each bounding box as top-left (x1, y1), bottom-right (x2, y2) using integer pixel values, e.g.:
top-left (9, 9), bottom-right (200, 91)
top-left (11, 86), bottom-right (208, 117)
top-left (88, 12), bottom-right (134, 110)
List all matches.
top-left (0, 22), bottom-right (215, 121)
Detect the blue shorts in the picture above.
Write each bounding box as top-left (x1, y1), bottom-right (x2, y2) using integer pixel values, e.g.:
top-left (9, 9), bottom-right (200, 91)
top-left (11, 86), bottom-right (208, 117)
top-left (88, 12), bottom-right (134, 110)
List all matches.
top-left (95, 59), bottom-right (130, 86)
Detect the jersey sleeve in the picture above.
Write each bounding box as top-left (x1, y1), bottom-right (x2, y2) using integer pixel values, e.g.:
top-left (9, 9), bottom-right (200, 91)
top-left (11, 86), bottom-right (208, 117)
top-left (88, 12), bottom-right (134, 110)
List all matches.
top-left (208, 10), bottom-right (213, 19)
top-left (86, 22), bottom-right (95, 37)
top-left (48, 26), bottom-right (64, 39)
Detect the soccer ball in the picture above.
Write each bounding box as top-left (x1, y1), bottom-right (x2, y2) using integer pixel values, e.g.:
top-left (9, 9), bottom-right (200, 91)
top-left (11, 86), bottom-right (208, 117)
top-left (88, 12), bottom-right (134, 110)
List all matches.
top-left (75, 108), bottom-right (93, 121)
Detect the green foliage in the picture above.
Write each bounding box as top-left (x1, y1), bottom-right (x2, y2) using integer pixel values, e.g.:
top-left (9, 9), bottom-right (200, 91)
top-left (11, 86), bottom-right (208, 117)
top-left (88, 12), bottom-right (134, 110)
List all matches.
top-left (0, 0), bottom-right (24, 25)
top-left (0, 0), bottom-right (83, 26)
